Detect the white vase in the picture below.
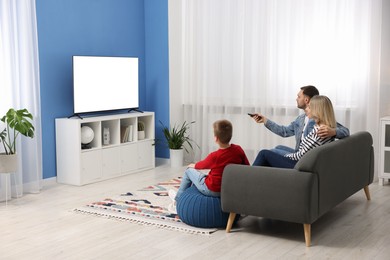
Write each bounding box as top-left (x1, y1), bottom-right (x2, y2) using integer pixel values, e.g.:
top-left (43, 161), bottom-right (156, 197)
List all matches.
top-left (170, 149), bottom-right (184, 167)
top-left (138, 130), bottom-right (145, 140)
top-left (0, 153), bottom-right (18, 173)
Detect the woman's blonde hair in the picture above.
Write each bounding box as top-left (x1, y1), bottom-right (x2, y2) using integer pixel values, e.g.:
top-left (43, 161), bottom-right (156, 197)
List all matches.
top-left (309, 95), bottom-right (337, 128)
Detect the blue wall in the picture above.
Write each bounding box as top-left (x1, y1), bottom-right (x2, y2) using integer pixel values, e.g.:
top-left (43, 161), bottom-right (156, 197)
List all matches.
top-left (36, 0), bottom-right (169, 179)
top-left (144, 0), bottom-right (170, 159)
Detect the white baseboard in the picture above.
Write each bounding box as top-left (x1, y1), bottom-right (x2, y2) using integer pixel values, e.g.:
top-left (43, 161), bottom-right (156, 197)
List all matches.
top-left (43, 176), bottom-right (57, 185)
top-left (156, 157), bottom-right (169, 166)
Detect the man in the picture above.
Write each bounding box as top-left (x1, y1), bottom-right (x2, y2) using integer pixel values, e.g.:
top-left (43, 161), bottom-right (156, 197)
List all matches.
top-left (251, 85), bottom-right (350, 156)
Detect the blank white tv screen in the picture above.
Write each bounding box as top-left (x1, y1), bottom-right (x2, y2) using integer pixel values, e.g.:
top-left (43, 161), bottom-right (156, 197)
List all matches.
top-left (73, 56), bottom-right (139, 114)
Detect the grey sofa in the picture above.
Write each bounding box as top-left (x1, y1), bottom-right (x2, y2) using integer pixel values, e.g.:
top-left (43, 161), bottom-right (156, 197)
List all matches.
top-left (221, 131), bottom-right (374, 246)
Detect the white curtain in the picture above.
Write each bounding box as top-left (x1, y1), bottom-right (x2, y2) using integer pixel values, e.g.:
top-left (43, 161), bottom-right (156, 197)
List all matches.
top-left (0, 0), bottom-right (43, 201)
top-left (169, 0), bottom-right (382, 163)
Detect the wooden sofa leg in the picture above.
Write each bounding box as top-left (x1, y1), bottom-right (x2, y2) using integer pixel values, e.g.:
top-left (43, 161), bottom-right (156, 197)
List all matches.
top-left (226, 213), bottom-right (236, 233)
top-left (363, 185), bottom-right (371, 200)
top-left (303, 224), bottom-right (311, 247)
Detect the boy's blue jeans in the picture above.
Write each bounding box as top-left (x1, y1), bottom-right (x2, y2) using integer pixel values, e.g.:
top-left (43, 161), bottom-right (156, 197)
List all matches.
top-left (175, 167), bottom-right (220, 201)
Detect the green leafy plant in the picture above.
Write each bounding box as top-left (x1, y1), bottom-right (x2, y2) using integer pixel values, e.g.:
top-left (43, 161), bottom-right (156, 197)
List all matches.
top-left (0, 108), bottom-right (35, 155)
top-left (138, 121), bottom-right (145, 131)
top-left (159, 120), bottom-right (198, 153)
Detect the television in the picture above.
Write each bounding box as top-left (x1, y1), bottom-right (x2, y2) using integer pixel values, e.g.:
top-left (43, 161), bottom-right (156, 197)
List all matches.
top-left (73, 55), bottom-right (139, 114)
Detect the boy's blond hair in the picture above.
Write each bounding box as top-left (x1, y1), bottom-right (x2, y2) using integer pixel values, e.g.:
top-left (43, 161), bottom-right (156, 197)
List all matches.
top-left (309, 95), bottom-right (337, 128)
top-left (213, 119), bottom-right (233, 144)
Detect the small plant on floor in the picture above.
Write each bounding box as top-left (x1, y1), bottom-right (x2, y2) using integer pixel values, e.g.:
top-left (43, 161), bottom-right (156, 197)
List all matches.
top-left (159, 120), bottom-right (198, 153)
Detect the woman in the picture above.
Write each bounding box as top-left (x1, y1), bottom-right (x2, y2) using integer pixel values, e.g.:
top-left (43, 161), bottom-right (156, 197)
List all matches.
top-left (253, 95), bottom-right (337, 168)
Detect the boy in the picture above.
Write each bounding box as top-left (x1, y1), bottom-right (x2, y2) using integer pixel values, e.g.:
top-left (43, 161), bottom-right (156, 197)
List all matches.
top-left (168, 119), bottom-right (250, 213)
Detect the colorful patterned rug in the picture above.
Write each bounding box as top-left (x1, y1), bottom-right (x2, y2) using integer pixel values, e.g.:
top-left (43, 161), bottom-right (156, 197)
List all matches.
top-left (73, 177), bottom-right (218, 235)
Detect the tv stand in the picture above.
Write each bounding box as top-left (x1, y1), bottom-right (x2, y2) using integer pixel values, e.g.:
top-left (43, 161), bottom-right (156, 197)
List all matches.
top-left (56, 112), bottom-right (155, 186)
top-left (128, 108), bottom-right (144, 113)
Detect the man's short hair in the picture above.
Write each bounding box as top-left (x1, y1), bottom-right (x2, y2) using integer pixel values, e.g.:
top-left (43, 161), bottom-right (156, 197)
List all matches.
top-left (301, 85), bottom-right (319, 98)
top-left (213, 119), bottom-right (233, 144)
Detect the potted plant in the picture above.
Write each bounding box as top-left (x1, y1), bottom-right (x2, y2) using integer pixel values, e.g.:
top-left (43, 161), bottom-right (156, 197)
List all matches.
top-left (138, 121), bottom-right (145, 140)
top-left (159, 120), bottom-right (198, 167)
top-left (0, 108), bottom-right (35, 173)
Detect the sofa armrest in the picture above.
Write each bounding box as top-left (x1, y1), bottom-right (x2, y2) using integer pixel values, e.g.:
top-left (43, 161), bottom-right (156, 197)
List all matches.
top-left (294, 131), bottom-right (374, 216)
top-left (221, 164), bottom-right (319, 224)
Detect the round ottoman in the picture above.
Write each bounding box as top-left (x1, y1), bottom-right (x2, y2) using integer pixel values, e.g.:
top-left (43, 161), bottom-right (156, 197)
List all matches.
top-left (176, 185), bottom-right (229, 228)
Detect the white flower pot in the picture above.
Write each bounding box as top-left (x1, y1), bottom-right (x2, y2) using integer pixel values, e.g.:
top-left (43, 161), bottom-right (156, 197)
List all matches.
top-left (0, 153), bottom-right (18, 173)
top-left (170, 149), bottom-right (184, 167)
top-left (138, 130), bottom-right (145, 140)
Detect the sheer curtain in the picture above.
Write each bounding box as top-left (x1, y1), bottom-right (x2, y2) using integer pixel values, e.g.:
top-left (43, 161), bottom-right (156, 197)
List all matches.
top-left (0, 1), bottom-right (43, 201)
top-left (169, 0), bottom-right (382, 163)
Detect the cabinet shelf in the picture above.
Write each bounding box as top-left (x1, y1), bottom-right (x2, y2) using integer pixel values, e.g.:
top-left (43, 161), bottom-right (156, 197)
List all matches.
top-left (56, 112), bottom-right (155, 186)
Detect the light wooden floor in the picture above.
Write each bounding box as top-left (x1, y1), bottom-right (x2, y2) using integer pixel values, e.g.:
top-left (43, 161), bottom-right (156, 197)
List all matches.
top-left (1, 161), bottom-right (390, 260)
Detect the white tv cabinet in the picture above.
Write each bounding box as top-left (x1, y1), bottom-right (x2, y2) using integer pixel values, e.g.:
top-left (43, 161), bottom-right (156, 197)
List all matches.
top-left (55, 112), bottom-right (155, 186)
top-left (379, 116), bottom-right (390, 185)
